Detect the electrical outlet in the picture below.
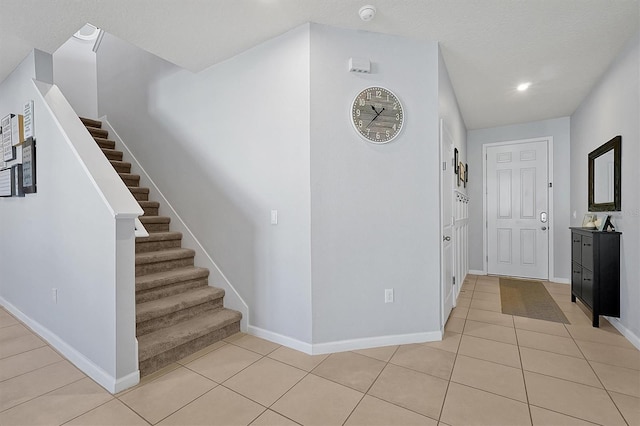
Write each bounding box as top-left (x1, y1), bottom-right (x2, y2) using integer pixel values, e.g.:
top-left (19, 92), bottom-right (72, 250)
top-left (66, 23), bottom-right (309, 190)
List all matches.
top-left (385, 288), bottom-right (394, 303)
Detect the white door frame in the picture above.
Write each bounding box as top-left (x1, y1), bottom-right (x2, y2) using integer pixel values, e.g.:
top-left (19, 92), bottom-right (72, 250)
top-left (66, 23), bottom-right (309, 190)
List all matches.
top-left (482, 137), bottom-right (554, 279)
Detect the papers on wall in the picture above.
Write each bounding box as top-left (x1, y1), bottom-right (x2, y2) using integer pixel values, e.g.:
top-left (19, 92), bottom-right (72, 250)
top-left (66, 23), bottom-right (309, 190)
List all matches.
top-left (23, 101), bottom-right (34, 140)
top-left (0, 168), bottom-right (11, 197)
top-left (1, 114), bottom-right (15, 161)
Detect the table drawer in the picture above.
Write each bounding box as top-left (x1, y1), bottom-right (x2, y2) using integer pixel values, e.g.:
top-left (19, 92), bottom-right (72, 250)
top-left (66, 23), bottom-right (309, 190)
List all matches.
top-left (581, 236), bottom-right (594, 270)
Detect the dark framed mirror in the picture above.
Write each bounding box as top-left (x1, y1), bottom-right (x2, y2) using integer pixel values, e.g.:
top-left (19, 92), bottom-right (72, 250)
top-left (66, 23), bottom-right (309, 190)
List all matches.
top-left (588, 135), bottom-right (621, 211)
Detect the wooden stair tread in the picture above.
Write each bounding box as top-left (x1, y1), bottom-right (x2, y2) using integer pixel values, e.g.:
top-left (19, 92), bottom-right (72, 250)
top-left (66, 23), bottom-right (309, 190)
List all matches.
top-left (94, 138), bottom-right (116, 149)
top-left (128, 187), bottom-right (149, 194)
top-left (138, 308), bottom-right (242, 362)
top-left (136, 266), bottom-right (209, 291)
top-left (138, 200), bottom-right (160, 207)
top-left (80, 117), bottom-right (102, 128)
top-left (136, 286), bottom-right (225, 324)
top-left (135, 248), bottom-right (195, 265)
top-left (139, 215), bottom-right (170, 224)
top-left (136, 231), bottom-right (181, 243)
top-left (88, 127), bottom-right (109, 138)
top-left (118, 172), bottom-right (140, 179)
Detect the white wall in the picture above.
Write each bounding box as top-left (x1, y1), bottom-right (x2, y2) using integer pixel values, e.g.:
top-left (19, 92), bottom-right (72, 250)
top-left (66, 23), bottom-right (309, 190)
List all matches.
top-left (309, 24), bottom-right (441, 346)
top-left (570, 32), bottom-right (639, 344)
top-left (0, 51), bottom-right (140, 392)
top-left (467, 117), bottom-right (571, 281)
top-left (53, 36), bottom-right (98, 118)
top-left (438, 48), bottom-right (467, 164)
top-left (98, 23), bottom-right (447, 350)
top-left (97, 26), bottom-right (313, 344)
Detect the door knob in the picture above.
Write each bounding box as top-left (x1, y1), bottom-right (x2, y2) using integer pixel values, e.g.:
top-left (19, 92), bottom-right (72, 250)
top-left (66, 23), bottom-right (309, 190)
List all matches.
top-left (541, 226), bottom-right (547, 231)
top-left (443, 236), bottom-right (451, 241)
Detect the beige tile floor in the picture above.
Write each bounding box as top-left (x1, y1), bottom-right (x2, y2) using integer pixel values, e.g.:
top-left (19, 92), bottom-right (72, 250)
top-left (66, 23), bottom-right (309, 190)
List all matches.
top-left (1, 274), bottom-right (639, 425)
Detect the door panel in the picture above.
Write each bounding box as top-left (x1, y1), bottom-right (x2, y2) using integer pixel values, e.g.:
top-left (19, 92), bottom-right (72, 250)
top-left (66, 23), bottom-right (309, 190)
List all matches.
top-left (487, 140), bottom-right (549, 279)
top-left (440, 120), bottom-right (455, 326)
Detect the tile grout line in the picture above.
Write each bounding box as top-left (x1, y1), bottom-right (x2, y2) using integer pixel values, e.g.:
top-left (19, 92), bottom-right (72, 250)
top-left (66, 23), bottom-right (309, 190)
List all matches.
top-left (436, 274), bottom-right (476, 423)
top-left (564, 321), bottom-right (633, 424)
top-left (512, 309), bottom-right (535, 426)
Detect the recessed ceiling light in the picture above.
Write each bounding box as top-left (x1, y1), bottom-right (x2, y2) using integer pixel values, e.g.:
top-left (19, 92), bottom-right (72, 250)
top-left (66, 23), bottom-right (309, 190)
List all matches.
top-left (517, 82), bottom-right (531, 92)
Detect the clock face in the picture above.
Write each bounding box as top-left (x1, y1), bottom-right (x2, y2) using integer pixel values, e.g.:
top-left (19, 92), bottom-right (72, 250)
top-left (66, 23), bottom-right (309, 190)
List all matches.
top-left (351, 87), bottom-right (404, 143)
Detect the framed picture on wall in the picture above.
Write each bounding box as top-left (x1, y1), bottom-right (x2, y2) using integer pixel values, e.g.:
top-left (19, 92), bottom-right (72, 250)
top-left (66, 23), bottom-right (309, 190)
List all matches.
top-left (454, 148), bottom-right (459, 175)
top-left (458, 162), bottom-right (464, 187)
top-left (465, 163), bottom-right (468, 183)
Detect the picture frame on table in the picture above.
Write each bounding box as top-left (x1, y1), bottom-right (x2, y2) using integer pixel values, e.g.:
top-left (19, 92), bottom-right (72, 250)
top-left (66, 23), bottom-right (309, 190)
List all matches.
top-left (596, 214), bottom-right (610, 231)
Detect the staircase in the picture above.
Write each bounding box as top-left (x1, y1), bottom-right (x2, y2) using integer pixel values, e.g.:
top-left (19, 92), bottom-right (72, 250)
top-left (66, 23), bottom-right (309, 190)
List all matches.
top-left (80, 117), bottom-right (242, 377)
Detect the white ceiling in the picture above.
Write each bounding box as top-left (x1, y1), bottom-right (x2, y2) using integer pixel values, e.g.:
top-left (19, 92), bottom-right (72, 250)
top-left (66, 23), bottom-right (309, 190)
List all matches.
top-left (1, 0), bottom-right (638, 129)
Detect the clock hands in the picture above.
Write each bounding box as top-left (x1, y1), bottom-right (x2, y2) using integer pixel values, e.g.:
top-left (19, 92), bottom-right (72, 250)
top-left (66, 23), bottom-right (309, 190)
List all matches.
top-left (367, 105), bottom-right (385, 128)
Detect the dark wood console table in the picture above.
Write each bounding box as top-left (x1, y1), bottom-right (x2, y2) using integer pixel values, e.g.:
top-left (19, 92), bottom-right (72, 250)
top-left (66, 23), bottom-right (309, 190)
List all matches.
top-left (570, 227), bottom-right (621, 327)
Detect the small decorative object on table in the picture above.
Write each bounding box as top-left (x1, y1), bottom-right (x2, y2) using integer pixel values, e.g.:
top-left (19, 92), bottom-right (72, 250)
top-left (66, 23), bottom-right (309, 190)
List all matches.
top-left (582, 213), bottom-right (597, 229)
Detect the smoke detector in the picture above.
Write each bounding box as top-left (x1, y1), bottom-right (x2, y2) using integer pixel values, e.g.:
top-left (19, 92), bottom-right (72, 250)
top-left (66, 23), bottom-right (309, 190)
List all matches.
top-left (359, 5), bottom-right (377, 21)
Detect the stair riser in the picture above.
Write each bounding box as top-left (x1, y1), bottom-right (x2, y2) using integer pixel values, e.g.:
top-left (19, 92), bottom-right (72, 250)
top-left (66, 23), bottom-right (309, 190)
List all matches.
top-left (136, 238), bottom-right (181, 253)
top-left (96, 140), bottom-right (115, 150)
top-left (103, 150), bottom-right (123, 161)
top-left (136, 257), bottom-right (194, 276)
top-left (131, 191), bottom-right (149, 202)
top-left (141, 205), bottom-right (159, 216)
top-left (111, 162), bottom-right (132, 174)
top-left (137, 300), bottom-right (224, 336)
top-left (139, 321), bottom-right (240, 376)
top-left (136, 279), bottom-right (209, 304)
top-left (121, 176), bottom-right (140, 187)
top-left (88, 128), bottom-right (108, 138)
top-left (81, 118), bottom-right (102, 128)
top-left (142, 223), bottom-right (170, 233)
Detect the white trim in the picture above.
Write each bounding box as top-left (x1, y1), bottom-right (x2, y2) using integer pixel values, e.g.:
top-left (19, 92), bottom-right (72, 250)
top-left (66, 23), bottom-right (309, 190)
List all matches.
top-left (309, 331), bottom-right (443, 355)
top-left (100, 117), bottom-right (249, 331)
top-left (604, 316), bottom-right (640, 351)
top-left (469, 269), bottom-right (486, 276)
top-left (248, 326), bottom-right (442, 355)
top-left (482, 136), bottom-right (555, 280)
top-left (0, 297), bottom-right (137, 394)
top-left (248, 326), bottom-right (312, 354)
top-left (551, 277), bottom-right (570, 284)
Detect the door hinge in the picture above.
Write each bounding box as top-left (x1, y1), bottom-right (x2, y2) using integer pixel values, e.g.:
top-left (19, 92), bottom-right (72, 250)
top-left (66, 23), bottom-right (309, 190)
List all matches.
top-left (453, 276), bottom-right (456, 285)
top-left (549, 182), bottom-right (552, 188)
top-left (443, 161), bottom-right (447, 171)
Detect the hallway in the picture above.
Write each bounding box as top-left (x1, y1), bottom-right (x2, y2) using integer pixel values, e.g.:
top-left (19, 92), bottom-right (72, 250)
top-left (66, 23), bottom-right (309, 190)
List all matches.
top-left (1, 275), bottom-right (638, 425)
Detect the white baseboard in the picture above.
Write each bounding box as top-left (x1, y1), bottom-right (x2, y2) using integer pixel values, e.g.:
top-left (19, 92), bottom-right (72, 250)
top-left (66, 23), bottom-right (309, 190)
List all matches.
top-left (0, 298), bottom-right (136, 394)
top-left (551, 277), bottom-right (570, 284)
top-left (469, 269), bottom-right (486, 276)
top-left (248, 326), bottom-right (442, 355)
top-left (604, 316), bottom-right (640, 351)
top-left (248, 326), bottom-right (312, 354)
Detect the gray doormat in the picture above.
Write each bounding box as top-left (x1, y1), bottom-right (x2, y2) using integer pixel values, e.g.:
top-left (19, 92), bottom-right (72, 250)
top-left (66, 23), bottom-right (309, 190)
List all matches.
top-left (499, 278), bottom-right (570, 324)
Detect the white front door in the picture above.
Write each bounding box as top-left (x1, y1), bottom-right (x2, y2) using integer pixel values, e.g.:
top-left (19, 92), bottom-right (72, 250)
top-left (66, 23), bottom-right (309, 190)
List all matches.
top-left (486, 140), bottom-right (549, 279)
top-left (440, 120), bottom-right (455, 326)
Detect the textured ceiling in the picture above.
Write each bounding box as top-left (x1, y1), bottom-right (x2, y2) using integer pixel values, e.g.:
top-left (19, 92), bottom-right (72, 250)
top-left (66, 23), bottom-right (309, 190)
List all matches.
top-left (0, 0), bottom-right (638, 129)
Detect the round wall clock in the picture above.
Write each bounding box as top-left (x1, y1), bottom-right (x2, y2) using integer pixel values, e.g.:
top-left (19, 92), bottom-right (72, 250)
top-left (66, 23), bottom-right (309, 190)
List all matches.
top-left (351, 86), bottom-right (404, 144)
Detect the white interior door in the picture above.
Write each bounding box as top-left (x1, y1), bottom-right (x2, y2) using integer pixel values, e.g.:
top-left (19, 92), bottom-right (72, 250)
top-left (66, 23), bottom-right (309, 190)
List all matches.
top-left (440, 120), bottom-right (455, 326)
top-left (486, 140), bottom-right (549, 279)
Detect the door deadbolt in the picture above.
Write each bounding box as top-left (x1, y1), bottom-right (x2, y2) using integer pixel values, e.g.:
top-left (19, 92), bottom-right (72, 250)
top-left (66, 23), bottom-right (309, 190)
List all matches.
top-left (443, 236), bottom-right (451, 241)
top-left (540, 212), bottom-right (548, 223)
